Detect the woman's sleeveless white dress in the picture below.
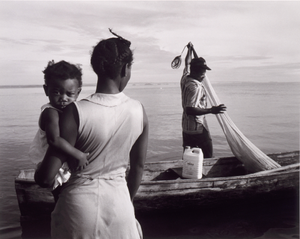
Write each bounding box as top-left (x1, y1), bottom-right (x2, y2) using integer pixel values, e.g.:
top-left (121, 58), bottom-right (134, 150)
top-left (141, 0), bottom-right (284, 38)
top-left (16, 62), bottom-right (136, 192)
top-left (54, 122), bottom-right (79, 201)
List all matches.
top-left (51, 92), bottom-right (144, 239)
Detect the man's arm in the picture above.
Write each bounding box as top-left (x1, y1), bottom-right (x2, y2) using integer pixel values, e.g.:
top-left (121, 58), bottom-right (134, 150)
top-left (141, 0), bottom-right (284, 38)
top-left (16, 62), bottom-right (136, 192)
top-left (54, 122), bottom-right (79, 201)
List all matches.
top-left (185, 104), bottom-right (227, 116)
top-left (35, 103), bottom-right (79, 187)
top-left (183, 43), bottom-right (193, 76)
top-left (127, 106), bottom-right (149, 201)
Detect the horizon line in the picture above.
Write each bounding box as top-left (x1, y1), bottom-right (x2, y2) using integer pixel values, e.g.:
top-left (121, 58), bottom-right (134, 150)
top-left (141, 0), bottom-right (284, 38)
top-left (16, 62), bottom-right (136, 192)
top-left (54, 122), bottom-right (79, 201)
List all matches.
top-left (0, 81), bottom-right (299, 89)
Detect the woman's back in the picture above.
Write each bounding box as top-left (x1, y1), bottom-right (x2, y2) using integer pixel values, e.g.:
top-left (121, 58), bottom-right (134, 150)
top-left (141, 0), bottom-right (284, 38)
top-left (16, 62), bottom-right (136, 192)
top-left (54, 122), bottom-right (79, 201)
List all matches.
top-left (73, 92), bottom-right (144, 178)
top-left (52, 92), bottom-right (144, 239)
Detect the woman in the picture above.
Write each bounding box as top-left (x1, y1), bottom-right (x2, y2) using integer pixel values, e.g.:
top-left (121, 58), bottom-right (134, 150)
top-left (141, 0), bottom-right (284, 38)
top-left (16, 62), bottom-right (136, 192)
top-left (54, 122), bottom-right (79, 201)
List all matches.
top-left (35, 29), bottom-right (149, 239)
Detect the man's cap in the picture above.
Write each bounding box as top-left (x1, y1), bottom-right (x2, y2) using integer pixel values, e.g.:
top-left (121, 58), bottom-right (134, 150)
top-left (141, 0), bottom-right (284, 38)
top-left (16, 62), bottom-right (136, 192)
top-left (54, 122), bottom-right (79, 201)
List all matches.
top-left (190, 57), bottom-right (211, 70)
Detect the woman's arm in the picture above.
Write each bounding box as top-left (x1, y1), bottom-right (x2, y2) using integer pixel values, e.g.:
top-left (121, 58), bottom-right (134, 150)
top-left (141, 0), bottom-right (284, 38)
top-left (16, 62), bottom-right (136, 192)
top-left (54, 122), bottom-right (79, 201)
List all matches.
top-left (35, 103), bottom-right (79, 187)
top-left (127, 106), bottom-right (149, 201)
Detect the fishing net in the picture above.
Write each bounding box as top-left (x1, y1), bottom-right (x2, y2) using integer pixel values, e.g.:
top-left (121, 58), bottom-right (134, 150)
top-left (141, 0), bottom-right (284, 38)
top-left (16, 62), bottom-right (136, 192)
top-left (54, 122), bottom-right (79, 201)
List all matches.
top-left (172, 44), bottom-right (281, 172)
top-left (203, 75), bottom-right (281, 172)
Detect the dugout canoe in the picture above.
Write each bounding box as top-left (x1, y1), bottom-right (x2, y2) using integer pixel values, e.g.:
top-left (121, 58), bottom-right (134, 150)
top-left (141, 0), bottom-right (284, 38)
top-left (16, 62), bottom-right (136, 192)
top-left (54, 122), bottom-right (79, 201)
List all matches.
top-left (15, 150), bottom-right (299, 221)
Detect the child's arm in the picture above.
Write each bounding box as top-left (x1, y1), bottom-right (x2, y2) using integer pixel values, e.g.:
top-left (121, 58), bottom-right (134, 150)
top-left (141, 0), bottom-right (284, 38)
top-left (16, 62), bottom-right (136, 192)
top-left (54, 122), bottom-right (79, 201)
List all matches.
top-left (41, 108), bottom-right (89, 170)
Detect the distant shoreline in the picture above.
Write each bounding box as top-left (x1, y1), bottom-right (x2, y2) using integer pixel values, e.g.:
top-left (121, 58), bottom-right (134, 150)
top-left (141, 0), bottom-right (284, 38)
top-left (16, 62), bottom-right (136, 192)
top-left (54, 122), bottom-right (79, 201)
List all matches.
top-left (0, 82), bottom-right (179, 89)
top-left (0, 81), bottom-right (298, 89)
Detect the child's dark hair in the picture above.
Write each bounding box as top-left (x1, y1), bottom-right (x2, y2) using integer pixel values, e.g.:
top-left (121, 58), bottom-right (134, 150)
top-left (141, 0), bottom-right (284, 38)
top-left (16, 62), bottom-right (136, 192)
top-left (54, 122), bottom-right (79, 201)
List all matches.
top-left (91, 29), bottom-right (133, 79)
top-left (43, 60), bottom-right (83, 87)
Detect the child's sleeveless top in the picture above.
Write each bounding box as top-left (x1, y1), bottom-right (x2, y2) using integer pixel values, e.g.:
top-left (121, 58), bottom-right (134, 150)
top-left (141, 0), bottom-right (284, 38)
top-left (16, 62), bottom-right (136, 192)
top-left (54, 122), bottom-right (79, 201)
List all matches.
top-left (28, 103), bottom-right (60, 164)
top-left (28, 103), bottom-right (70, 189)
top-left (73, 92), bottom-right (144, 178)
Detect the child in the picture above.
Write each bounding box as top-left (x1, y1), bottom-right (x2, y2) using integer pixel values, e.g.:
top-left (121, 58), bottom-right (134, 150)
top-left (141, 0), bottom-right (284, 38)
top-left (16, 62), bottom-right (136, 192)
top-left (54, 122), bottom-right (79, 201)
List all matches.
top-left (29, 60), bottom-right (89, 190)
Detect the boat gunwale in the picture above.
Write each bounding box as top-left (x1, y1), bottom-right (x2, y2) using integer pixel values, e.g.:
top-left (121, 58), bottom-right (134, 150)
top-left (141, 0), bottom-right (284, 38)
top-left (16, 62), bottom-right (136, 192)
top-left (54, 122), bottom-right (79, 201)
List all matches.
top-left (15, 163), bottom-right (299, 186)
top-left (141, 164), bottom-right (299, 185)
top-left (15, 151), bottom-right (299, 185)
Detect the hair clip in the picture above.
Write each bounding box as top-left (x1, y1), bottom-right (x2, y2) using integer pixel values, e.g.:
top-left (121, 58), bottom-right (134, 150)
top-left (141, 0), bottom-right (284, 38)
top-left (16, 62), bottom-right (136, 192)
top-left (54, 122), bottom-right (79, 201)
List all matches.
top-left (108, 28), bottom-right (131, 47)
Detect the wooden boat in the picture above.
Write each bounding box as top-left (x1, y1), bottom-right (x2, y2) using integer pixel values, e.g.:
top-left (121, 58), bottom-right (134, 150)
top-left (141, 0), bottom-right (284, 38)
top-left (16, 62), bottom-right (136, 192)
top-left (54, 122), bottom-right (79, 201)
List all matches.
top-left (15, 151), bottom-right (299, 221)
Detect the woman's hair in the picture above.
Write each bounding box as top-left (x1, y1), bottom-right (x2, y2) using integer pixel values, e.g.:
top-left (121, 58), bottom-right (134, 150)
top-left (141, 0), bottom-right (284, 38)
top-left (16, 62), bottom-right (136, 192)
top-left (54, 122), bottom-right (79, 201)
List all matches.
top-left (43, 60), bottom-right (83, 87)
top-left (91, 29), bottom-right (133, 79)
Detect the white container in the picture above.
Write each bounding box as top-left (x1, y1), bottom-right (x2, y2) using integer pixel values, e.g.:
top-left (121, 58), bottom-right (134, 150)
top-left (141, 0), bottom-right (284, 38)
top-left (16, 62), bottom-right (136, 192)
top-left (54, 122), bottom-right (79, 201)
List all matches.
top-left (182, 147), bottom-right (204, 179)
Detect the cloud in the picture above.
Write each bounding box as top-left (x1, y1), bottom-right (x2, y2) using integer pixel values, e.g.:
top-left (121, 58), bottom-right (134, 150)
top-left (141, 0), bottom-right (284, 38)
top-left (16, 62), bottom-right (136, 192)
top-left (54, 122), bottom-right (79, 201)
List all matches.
top-left (0, 1), bottom-right (299, 85)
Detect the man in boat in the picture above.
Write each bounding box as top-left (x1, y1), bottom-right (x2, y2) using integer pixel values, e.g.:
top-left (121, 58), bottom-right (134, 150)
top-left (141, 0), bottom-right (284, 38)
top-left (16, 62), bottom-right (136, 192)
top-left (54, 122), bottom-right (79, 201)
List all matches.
top-left (180, 42), bottom-right (226, 158)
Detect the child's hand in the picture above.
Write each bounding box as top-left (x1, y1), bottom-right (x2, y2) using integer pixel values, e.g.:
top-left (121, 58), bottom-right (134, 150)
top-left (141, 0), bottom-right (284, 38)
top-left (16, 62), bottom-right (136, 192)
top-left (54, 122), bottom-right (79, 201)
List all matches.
top-left (76, 152), bottom-right (90, 171)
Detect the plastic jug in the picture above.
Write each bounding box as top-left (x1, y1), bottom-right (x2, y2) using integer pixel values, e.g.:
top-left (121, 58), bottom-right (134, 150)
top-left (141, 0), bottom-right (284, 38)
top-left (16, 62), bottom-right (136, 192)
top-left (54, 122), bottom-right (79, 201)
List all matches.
top-left (182, 147), bottom-right (203, 179)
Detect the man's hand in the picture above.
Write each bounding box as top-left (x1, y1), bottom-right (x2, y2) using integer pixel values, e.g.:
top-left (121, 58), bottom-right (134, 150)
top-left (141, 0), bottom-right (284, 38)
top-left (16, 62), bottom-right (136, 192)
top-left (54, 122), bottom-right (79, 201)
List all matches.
top-left (187, 42), bottom-right (193, 48)
top-left (211, 104), bottom-right (227, 114)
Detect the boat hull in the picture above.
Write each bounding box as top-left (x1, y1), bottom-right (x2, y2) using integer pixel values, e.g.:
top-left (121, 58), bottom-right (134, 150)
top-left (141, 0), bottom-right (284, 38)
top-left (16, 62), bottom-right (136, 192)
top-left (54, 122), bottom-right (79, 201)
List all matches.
top-left (15, 151), bottom-right (299, 221)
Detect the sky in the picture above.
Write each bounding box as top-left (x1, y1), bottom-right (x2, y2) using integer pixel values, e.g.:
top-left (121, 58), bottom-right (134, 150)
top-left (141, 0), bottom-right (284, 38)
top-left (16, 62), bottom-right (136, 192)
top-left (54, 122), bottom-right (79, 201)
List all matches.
top-left (0, 1), bottom-right (299, 86)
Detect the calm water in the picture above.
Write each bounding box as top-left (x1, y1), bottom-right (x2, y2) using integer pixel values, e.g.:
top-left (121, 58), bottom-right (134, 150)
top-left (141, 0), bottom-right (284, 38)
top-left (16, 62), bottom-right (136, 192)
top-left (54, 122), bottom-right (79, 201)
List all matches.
top-left (0, 81), bottom-right (299, 239)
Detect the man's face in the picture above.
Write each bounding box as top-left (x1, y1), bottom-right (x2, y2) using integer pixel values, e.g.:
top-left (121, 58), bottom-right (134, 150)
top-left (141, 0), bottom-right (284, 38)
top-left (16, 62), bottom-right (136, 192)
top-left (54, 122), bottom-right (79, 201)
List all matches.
top-left (198, 68), bottom-right (206, 82)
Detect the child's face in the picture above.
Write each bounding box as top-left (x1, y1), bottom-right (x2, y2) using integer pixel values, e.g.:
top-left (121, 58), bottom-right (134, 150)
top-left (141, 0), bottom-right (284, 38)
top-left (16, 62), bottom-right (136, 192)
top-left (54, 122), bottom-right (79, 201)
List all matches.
top-left (43, 78), bottom-right (81, 110)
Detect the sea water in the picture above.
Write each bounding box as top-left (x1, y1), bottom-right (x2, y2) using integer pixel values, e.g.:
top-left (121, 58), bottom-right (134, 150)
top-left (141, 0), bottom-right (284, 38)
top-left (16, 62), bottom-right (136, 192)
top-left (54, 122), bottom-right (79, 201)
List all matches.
top-left (0, 81), bottom-right (299, 239)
